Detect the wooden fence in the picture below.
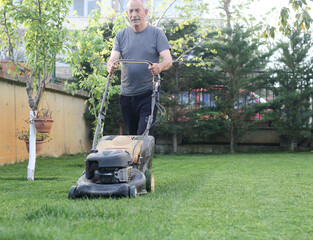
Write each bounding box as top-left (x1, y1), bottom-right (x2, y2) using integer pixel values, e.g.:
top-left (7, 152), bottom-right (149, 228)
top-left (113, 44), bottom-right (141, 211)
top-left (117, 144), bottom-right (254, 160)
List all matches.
top-left (0, 71), bottom-right (91, 165)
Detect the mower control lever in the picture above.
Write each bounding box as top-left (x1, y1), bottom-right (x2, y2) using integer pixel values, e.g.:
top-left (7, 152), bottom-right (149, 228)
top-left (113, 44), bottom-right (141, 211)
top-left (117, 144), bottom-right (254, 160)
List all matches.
top-left (112, 59), bottom-right (160, 79)
top-left (113, 59), bottom-right (153, 66)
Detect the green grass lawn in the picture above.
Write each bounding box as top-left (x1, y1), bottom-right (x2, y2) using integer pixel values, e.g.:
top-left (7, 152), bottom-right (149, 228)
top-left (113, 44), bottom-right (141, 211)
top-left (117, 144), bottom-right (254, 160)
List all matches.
top-left (0, 152), bottom-right (312, 240)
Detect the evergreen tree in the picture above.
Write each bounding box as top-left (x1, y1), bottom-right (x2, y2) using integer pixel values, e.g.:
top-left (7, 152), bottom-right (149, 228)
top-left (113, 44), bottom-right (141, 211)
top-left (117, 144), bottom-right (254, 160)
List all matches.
top-left (155, 19), bottom-right (219, 152)
top-left (206, 24), bottom-right (272, 153)
top-left (266, 31), bottom-right (313, 151)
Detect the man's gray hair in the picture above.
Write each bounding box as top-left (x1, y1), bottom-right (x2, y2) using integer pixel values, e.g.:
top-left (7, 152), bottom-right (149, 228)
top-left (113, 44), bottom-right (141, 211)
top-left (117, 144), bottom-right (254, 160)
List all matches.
top-left (127, 0), bottom-right (147, 10)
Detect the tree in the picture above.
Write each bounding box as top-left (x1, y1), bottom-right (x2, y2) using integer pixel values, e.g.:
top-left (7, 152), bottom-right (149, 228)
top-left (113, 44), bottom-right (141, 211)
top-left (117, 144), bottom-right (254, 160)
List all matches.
top-left (155, 19), bottom-right (220, 152)
top-left (154, 0), bottom-right (219, 153)
top-left (265, 31), bottom-right (313, 151)
top-left (264, 0), bottom-right (313, 38)
top-left (65, 5), bottom-right (127, 146)
top-left (208, 24), bottom-right (272, 154)
top-left (0, 0), bottom-right (71, 180)
top-left (204, 0), bottom-right (273, 154)
top-left (66, 9), bottom-right (124, 142)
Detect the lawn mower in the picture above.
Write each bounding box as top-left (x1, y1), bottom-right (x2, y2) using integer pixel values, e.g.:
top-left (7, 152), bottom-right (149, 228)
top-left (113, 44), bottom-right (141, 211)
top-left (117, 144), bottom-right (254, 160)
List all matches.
top-left (68, 59), bottom-right (164, 199)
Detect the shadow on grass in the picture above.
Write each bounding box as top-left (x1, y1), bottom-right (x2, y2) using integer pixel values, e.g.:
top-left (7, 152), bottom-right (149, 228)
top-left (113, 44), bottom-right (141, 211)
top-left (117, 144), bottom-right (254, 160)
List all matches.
top-left (0, 177), bottom-right (26, 181)
top-left (32, 177), bottom-right (60, 181)
top-left (0, 177), bottom-right (60, 181)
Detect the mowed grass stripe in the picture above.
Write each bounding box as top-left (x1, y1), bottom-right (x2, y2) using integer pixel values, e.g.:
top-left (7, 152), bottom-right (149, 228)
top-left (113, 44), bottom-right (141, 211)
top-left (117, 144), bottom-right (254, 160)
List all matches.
top-left (153, 153), bottom-right (313, 239)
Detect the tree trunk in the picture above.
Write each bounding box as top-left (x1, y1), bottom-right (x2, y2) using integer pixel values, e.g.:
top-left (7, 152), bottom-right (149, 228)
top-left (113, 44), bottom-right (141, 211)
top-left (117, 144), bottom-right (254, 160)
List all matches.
top-left (172, 133), bottom-right (178, 153)
top-left (119, 122), bottom-right (123, 135)
top-left (223, 0), bottom-right (232, 30)
top-left (27, 110), bottom-right (36, 181)
top-left (290, 136), bottom-right (295, 152)
top-left (230, 120), bottom-right (235, 154)
top-left (172, 64), bottom-right (179, 153)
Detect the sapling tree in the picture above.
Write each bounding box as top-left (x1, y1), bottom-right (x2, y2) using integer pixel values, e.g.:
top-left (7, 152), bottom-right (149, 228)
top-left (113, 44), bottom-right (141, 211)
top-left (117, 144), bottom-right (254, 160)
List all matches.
top-left (0, 0), bottom-right (72, 180)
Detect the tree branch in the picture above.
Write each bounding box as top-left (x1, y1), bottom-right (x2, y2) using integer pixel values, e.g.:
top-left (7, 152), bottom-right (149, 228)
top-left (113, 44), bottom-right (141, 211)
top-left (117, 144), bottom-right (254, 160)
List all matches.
top-left (174, 38), bottom-right (205, 62)
top-left (118, 0), bottom-right (125, 12)
top-left (155, 0), bottom-right (178, 27)
top-left (2, 11), bottom-right (16, 67)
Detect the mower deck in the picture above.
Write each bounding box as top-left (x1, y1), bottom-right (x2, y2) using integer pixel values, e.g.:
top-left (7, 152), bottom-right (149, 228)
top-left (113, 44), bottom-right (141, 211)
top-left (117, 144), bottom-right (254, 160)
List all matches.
top-left (68, 135), bottom-right (155, 199)
top-left (69, 168), bottom-right (147, 198)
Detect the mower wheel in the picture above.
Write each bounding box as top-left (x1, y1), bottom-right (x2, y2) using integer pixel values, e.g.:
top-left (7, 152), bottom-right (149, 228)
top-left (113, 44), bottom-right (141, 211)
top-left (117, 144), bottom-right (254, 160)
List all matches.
top-left (145, 170), bottom-right (155, 193)
top-left (68, 186), bottom-right (77, 199)
top-left (129, 186), bottom-right (137, 198)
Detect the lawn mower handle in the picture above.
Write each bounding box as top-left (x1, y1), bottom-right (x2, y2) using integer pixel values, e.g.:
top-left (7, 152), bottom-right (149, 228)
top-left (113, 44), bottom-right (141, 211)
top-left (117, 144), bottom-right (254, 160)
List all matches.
top-left (113, 59), bottom-right (161, 164)
top-left (91, 59), bottom-right (160, 152)
top-left (113, 59), bottom-right (153, 66)
top-left (112, 59), bottom-right (160, 82)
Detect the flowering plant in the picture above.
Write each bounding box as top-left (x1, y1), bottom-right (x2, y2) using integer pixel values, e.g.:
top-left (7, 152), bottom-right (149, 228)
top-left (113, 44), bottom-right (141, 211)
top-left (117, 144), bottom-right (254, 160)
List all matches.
top-left (16, 128), bottom-right (52, 142)
top-left (36, 108), bottom-right (53, 119)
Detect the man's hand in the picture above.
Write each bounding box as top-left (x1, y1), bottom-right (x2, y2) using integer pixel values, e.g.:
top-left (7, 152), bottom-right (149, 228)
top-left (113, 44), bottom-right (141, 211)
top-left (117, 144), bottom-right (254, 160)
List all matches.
top-left (149, 49), bottom-right (172, 76)
top-left (149, 63), bottom-right (162, 76)
top-left (107, 50), bottom-right (121, 74)
top-left (107, 61), bottom-right (119, 74)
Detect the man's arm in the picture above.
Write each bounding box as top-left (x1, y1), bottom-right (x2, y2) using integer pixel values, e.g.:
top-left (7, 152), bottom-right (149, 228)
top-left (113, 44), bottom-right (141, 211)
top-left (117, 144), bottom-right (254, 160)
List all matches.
top-left (149, 49), bottom-right (172, 76)
top-left (107, 50), bottom-right (121, 74)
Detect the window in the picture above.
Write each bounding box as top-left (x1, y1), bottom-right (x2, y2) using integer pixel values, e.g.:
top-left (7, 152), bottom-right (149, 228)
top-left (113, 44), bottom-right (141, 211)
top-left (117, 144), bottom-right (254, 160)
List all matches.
top-left (88, 1), bottom-right (99, 14)
top-left (201, 92), bottom-right (218, 108)
top-left (179, 91), bottom-right (189, 105)
top-left (116, 0), bottom-right (127, 12)
top-left (74, 0), bottom-right (84, 16)
top-left (72, 0), bottom-right (101, 17)
top-left (234, 93), bottom-right (266, 109)
top-left (179, 91), bottom-right (196, 107)
top-left (202, 93), bottom-right (210, 107)
top-left (190, 91), bottom-right (196, 106)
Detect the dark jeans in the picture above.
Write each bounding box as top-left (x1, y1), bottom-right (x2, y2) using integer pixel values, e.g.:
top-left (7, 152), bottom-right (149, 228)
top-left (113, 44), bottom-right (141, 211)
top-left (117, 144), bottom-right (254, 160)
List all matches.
top-left (120, 90), bottom-right (157, 135)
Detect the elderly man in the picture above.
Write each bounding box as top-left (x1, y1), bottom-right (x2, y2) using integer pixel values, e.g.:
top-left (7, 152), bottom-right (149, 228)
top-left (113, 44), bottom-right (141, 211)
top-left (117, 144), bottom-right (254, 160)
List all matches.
top-left (107, 0), bottom-right (172, 135)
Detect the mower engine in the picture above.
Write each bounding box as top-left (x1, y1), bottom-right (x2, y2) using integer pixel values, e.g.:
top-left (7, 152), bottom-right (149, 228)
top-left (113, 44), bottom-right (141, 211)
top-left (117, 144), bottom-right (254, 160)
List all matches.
top-left (85, 149), bottom-right (133, 184)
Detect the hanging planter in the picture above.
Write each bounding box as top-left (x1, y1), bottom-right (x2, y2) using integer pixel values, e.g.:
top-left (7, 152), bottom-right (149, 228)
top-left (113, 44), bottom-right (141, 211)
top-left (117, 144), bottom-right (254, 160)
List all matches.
top-left (34, 118), bottom-right (54, 133)
top-left (25, 141), bottom-right (44, 154)
top-left (34, 108), bottom-right (54, 133)
top-left (16, 128), bottom-right (52, 154)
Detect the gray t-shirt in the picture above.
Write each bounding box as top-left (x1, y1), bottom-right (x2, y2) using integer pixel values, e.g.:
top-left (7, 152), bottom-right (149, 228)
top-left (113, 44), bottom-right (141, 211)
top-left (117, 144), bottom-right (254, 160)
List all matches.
top-left (113, 25), bottom-right (171, 96)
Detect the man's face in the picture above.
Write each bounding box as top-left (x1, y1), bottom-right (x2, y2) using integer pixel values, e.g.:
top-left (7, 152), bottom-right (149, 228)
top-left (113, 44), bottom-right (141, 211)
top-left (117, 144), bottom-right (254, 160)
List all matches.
top-left (126, 0), bottom-right (147, 29)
